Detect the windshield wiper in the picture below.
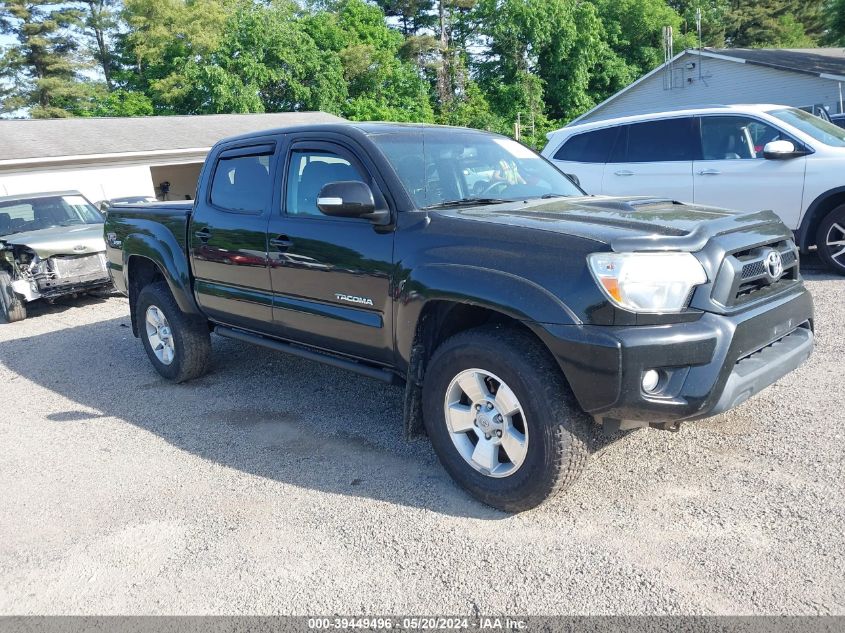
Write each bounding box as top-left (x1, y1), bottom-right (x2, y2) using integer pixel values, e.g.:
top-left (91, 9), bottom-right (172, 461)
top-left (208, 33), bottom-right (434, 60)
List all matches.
top-left (539, 193), bottom-right (572, 199)
top-left (423, 197), bottom-right (511, 209)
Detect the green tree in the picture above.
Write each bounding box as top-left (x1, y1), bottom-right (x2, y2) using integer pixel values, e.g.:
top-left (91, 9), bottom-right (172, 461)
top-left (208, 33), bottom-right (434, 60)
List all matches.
top-left (78, 0), bottom-right (119, 88)
top-left (180, 1), bottom-right (347, 114)
top-left (304, 0), bottom-right (435, 121)
top-left (474, 0), bottom-right (628, 131)
top-left (83, 88), bottom-right (154, 116)
top-left (118, 0), bottom-right (231, 112)
top-left (827, 0), bottom-right (845, 45)
top-left (374, 0), bottom-right (435, 36)
top-left (724, 0), bottom-right (823, 47)
top-left (669, 1), bottom-right (730, 47)
top-left (595, 0), bottom-right (695, 77)
top-left (0, 0), bottom-right (91, 117)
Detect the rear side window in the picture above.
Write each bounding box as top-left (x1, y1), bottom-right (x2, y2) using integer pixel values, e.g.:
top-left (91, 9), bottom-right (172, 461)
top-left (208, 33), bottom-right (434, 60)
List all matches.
top-left (610, 118), bottom-right (699, 163)
top-left (210, 151), bottom-right (272, 213)
top-left (553, 127), bottom-right (619, 163)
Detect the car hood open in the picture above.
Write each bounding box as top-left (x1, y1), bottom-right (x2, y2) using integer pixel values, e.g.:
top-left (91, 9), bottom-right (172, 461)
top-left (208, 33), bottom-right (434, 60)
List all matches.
top-left (0, 224), bottom-right (107, 258)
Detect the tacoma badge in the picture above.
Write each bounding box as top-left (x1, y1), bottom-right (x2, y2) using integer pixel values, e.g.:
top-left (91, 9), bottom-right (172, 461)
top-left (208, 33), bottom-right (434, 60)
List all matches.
top-left (335, 293), bottom-right (374, 306)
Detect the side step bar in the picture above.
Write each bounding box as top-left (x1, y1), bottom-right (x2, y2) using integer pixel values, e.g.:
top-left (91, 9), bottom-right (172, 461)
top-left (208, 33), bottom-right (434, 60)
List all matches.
top-left (214, 325), bottom-right (401, 385)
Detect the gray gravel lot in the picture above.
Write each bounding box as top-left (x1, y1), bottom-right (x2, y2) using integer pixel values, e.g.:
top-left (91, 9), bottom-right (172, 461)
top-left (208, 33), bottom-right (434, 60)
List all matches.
top-left (0, 256), bottom-right (842, 615)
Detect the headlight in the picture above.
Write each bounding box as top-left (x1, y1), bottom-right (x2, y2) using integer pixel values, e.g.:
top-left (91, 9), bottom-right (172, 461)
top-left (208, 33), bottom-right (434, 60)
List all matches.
top-left (587, 252), bottom-right (707, 313)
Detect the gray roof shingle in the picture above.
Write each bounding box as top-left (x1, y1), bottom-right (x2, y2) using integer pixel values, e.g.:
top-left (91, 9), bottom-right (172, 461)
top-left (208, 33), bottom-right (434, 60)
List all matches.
top-left (0, 111), bottom-right (345, 161)
top-left (707, 47), bottom-right (845, 79)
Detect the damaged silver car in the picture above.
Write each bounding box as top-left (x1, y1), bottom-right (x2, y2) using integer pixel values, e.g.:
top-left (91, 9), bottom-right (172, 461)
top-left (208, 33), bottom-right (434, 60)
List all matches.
top-left (0, 191), bottom-right (112, 322)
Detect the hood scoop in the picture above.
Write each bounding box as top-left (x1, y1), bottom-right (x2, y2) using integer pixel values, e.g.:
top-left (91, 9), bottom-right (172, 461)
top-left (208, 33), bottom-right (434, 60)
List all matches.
top-left (581, 197), bottom-right (684, 213)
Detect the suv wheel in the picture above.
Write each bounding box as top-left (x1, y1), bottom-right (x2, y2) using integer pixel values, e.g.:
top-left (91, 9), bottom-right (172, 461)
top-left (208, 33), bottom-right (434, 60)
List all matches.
top-left (816, 203), bottom-right (845, 275)
top-left (422, 325), bottom-right (589, 512)
top-left (135, 281), bottom-right (211, 382)
top-left (0, 271), bottom-right (27, 323)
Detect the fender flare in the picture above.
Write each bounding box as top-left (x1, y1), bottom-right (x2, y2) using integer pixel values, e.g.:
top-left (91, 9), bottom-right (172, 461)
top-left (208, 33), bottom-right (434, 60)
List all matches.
top-left (122, 229), bottom-right (201, 317)
top-left (395, 263), bottom-right (580, 364)
top-left (796, 186), bottom-right (845, 251)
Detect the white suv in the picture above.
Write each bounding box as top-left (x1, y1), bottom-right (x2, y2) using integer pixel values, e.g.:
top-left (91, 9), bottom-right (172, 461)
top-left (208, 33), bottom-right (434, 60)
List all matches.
top-left (543, 104), bottom-right (845, 274)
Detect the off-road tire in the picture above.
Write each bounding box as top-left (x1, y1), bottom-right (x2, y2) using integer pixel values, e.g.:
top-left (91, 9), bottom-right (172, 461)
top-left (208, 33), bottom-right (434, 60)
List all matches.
top-left (422, 324), bottom-right (590, 512)
top-left (135, 281), bottom-right (211, 382)
top-left (816, 203), bottom-right (845, 275)
top-left (0, 271), bottom-right (27, 323)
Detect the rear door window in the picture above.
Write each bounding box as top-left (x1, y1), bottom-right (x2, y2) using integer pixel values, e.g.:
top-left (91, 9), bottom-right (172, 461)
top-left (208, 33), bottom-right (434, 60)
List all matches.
top-left (210, 149), bottom-right (273, 213)
top-left (609, 117), bottom-right (699, 163)
top-left (553, 127), bottom-right (620, 163)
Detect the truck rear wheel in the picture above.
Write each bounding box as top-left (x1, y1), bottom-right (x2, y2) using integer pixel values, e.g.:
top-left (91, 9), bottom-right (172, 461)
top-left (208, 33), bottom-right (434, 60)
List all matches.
top-left (816, 204), bottom-right (845, 275)
top-left (422, 325), bottom-right (589, 512)
top-left (135, 281), bottom-right (211, 382)
top-left (0, 271), bottom-right (27, 323)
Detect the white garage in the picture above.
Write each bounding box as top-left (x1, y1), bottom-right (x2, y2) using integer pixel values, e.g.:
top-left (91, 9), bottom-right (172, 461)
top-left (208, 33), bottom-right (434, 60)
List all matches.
top-left (0, 112), bottom-right (343, 206)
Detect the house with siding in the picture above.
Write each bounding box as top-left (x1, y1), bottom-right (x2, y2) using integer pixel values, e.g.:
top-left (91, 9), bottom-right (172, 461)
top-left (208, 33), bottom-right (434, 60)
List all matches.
top-left (0, 112), bottom-right (342, 205)
top-left (572, 48), bottom-right (845, 125)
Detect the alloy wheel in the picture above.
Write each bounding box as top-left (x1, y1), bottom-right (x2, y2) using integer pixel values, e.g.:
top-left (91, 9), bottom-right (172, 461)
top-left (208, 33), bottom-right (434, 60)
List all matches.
top-left (145, 305), bottom-right (175, 366)
top-left (443, 368), bottom-right (529, 478)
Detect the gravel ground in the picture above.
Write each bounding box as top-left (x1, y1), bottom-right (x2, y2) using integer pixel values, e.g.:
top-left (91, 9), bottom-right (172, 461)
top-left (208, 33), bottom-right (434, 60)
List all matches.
top-left (0, 256), bottom-right (842, 616)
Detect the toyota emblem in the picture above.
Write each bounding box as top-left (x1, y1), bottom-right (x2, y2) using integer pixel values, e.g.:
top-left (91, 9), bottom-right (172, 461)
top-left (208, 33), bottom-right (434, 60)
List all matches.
top-left (764, 250), bottom-right (784, 280)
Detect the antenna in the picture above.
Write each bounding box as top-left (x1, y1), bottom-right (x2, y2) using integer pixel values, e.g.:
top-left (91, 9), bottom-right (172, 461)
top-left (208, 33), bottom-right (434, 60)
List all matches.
top-left (663, 26), bottom-right (674, 89)
top-left (696, 7), bottom-right (703, 79)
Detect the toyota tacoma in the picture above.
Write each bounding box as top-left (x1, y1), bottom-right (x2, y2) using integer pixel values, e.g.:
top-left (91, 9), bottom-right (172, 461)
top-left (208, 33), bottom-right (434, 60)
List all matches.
top-left (104, 123), bottom-right (814, 511)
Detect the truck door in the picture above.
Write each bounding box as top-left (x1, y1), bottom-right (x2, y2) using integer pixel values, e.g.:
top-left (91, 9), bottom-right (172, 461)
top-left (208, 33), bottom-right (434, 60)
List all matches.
top-left (266, 137), bottom-right (395, 365)
top-left (189, 140), bottom-right (276, 332)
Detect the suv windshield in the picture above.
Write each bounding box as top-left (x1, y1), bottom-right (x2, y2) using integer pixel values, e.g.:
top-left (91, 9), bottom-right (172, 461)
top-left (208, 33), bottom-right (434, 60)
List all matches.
top-left (369, 129), bottom-right (583, 208)
top-left (769, 108), bottom-right (845, 147)
top-left (0, 194), bottom-right (103, 237)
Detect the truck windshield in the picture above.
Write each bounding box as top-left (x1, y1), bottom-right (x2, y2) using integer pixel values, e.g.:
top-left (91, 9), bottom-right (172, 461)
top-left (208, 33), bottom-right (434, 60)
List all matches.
top-left (0, 194), bottom-right (104, 237)
top-left (370, 129), bottom-right (583, 208)
top-left (769, 108), bottom-right (845, 147)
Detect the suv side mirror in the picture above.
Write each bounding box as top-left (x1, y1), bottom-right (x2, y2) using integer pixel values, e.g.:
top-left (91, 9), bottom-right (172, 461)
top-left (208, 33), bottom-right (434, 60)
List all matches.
top-left (763, 140), bottom-right (806, 160)
top-left (317, 181), bottom-right (389, 224)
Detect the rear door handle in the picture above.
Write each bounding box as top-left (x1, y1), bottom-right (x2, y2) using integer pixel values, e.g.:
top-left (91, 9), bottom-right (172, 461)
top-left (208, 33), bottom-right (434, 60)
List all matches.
top-left (194, 227), bottom-right (212, 242)
top-left (614, 170), bottom-right (634, 176)
top-left (698, 169), bottom-right (721, 176)
top-left (269, 235), bottom-right (293, 251)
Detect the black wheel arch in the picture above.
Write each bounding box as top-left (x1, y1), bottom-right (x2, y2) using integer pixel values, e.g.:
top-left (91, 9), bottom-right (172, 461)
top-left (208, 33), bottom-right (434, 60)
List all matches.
top-left (796, 187), bottom-right (845, 252)
top-left (402, 298), bottom-right (579, 439)
top-left (126, 254), bottom-right (202, 337)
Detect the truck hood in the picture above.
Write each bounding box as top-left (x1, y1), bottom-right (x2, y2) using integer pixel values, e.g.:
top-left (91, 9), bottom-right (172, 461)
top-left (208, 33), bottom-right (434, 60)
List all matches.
top-left (0, 223), bottom-right (106, 257)
top-left (440, 196), bottom-right (789, 252)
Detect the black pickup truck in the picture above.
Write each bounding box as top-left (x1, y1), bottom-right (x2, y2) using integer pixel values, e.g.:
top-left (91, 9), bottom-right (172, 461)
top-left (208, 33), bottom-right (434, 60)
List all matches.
top-left (105, 123), bottom-right (814, 511)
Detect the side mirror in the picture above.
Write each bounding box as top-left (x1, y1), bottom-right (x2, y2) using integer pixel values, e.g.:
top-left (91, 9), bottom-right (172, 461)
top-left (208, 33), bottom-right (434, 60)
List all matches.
top-left (763, 140), bottom-right (805, 160)
top-left (317, 181), bottom-right (389, 224)
top-left (564, 173), bottom-right (580, 187)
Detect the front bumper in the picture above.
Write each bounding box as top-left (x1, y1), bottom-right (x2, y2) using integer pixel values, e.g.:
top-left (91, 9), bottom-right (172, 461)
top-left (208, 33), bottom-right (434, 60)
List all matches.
top-left (541, 285), bottom-right (814, 429)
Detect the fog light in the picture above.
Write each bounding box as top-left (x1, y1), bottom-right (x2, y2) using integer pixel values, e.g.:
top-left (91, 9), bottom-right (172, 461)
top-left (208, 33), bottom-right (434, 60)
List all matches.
top-left (642, 369), bottom-right (660, 393)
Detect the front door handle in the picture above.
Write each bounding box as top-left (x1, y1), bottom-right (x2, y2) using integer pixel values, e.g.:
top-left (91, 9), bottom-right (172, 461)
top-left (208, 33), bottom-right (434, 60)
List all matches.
top-left (614, 170), bottom-right (634, 176)
top-left (269, 235), bottom-right (293, 251)
top-left (698, 169), bottom-right (721, 176)
top-left (194, 227), bottom-right (212, 242)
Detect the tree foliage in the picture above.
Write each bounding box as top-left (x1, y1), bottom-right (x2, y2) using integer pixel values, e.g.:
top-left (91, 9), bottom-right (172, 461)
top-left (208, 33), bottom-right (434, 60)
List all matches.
top-left (0, 0), bottom-right (831, 142)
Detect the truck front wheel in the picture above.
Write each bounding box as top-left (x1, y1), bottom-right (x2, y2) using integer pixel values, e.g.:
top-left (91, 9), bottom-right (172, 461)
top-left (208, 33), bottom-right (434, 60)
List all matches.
top-left (135, 281), bottom-right (211, 382)
top-left (422, 325), bottom-right (589, 512)
top-left (0, 271), bottom-right (27, 323)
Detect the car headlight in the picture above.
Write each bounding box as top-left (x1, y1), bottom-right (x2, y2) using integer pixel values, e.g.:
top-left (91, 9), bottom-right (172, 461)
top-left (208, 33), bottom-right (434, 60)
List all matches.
top-left (587, 252), bottom-right (707, 313)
